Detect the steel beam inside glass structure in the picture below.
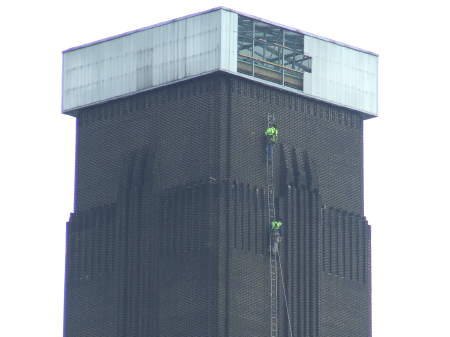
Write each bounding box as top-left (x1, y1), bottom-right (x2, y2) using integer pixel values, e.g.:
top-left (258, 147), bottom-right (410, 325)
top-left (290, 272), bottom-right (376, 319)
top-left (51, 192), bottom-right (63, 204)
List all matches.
top-left (237, 16), bottom-right (312, 91)
top-left (62, 7), bottom-right (378, 337)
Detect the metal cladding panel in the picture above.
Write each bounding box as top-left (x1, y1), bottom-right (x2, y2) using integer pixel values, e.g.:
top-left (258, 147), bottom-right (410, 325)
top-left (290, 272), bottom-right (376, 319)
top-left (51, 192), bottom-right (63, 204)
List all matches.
top-left (304, 35), bottom-right (378, 115)
top-left (219, 10), bottom-right (238, 72)
top-left (62, 10), bottom-right (222, 112)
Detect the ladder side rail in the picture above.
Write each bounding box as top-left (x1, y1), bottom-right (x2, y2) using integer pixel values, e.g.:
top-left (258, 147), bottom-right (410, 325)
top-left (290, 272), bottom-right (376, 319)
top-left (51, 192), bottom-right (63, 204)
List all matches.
top-left (267, 110), bottom-right (278, 337)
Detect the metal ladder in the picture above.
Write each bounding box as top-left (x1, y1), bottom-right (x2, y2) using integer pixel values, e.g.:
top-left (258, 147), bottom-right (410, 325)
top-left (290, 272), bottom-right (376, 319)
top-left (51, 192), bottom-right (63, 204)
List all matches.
top-left (269, 246), bottom-right (278, 337)
top-left (266, 112), bottom-right (278, 337)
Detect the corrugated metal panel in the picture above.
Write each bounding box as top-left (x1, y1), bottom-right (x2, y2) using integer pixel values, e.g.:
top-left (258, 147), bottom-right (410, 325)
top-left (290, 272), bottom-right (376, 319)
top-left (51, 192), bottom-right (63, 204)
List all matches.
top-left (219, 10), bottom-right (238, 72)
top-left (63, 10), bottom-right (222, 112)
top-left (62, 7), bottom-right (378, 116)
top-left (304, 36), bottom-right (378, 115)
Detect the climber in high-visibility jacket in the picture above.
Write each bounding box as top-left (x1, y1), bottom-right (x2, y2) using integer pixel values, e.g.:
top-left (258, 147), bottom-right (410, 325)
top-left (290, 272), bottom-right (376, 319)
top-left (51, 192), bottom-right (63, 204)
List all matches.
top-left (271, 220), bottom-right (283, 231)
top-left (271, 220), bottom-right (283, 253)
top-left (265, 124), bottom-right (279, 160)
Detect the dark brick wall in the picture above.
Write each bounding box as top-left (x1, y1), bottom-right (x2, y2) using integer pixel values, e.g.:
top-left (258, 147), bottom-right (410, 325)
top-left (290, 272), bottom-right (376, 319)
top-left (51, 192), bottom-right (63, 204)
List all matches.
top-left (319, 209), bottom-right (371, 337)
top-left (65, 206), bottom-right (117, 337)
top-left (64, 72), bottom-right (371, 337)
top-left (228, 77), bottom-right (364, 214)
top-left (74, 75), bottom-right (225, 211)
top-left (67, 75), bottom-right (227, 337)
top-left (319, 273), bottom-right (371, 337)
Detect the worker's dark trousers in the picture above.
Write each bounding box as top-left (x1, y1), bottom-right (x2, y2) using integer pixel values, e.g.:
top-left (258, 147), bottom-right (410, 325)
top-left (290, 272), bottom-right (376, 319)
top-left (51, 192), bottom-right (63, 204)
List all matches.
top-left (267, 142), bottom-right (274, 160)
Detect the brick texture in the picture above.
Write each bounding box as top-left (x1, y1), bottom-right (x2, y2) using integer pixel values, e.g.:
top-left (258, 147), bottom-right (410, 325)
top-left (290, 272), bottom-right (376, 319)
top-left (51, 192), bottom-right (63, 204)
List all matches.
top-left (64, 72), bottom-right (371, 337)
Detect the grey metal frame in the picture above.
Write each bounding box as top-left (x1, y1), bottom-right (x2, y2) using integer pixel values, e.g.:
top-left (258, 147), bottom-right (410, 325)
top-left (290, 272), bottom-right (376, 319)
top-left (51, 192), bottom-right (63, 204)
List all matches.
top-left (237, 15), bottom-right (312, 91)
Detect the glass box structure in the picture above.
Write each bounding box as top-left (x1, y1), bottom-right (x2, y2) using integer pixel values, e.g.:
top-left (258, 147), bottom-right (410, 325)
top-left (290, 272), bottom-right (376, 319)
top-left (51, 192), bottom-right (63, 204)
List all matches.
top-left (62, 7), bottom-right (378, 116)
top-left (237, 16), bottom-right (312, 91)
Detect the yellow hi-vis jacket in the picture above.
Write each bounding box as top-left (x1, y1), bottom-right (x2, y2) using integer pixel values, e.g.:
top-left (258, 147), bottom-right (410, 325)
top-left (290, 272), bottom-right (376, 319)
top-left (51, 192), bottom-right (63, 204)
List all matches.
top-left (265, 127), bottom-right (278, 143)
top-left (271, 220), bottom-right (283, 230)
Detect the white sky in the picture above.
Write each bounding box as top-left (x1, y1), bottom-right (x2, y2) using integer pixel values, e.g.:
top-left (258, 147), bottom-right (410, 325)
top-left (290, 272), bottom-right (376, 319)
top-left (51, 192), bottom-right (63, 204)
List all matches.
top-left (1, 0), bottom-right (449, 336)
